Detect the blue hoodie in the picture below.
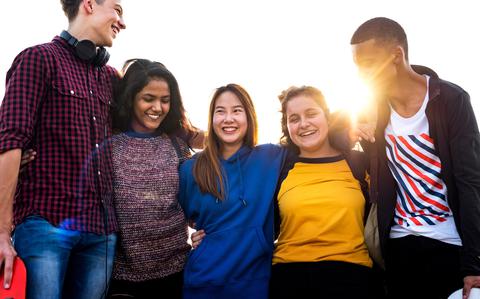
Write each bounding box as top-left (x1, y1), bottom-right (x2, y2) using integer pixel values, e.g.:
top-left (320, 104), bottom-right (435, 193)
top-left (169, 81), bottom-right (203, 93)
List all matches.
top-left (179, 144), bottom-right (287, 299)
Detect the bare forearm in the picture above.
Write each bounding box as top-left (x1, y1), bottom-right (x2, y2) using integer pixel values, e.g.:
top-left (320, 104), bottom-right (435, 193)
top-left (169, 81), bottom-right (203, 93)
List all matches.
top-left (0, 149), bottom-right (21, 234)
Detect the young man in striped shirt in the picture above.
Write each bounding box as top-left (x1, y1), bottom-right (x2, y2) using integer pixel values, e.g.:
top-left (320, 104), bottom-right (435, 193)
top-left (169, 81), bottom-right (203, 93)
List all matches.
top-left (351, 17), bottom-right (480, 299)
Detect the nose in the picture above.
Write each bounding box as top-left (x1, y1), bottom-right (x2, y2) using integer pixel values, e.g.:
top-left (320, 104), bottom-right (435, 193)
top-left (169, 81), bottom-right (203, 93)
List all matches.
top-left (299, 117), bottom-right (309, 129)
top-left (224, 112), bottom-right (234, 123)
top-left (118, 17), bottom-right (126, 30)
top-left (152, 100), bottom-right (162, 113)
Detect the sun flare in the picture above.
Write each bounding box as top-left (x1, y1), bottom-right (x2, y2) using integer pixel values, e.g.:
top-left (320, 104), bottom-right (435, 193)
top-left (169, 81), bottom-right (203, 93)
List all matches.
top-left (324, 72), bottom-right (373, 125)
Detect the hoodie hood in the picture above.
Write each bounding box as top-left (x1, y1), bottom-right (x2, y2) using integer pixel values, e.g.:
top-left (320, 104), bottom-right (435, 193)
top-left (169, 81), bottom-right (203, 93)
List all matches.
top-left (221, 145), bottom-right (252, 163)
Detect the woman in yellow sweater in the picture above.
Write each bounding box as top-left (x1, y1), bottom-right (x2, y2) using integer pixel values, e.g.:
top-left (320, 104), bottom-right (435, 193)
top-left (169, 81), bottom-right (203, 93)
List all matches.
top-left (270, 86), bottom-right (373, 299)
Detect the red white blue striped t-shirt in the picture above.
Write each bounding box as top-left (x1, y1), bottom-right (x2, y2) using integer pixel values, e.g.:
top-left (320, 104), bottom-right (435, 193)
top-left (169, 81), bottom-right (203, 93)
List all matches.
top-left (385, 76), bottom-right (461, 245)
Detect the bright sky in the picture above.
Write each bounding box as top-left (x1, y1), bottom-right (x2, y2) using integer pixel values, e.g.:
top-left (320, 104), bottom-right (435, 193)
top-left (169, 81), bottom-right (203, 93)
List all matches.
top-left (1, 1), bottom-right (479, 143)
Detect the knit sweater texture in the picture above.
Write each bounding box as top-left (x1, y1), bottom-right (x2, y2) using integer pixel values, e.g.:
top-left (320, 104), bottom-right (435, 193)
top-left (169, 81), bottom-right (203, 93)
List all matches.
top-left (111, 132), bottom-right (191, 281)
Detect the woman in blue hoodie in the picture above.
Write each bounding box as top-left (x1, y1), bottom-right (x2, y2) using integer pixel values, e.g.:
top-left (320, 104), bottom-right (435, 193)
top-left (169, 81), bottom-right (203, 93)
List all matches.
top-left (178, 84), bottom-right (288, 299)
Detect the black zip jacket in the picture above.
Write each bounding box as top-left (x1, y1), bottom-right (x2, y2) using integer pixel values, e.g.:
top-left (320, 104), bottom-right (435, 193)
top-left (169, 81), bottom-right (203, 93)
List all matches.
top-left (363, 65), bottom-right (480, 277)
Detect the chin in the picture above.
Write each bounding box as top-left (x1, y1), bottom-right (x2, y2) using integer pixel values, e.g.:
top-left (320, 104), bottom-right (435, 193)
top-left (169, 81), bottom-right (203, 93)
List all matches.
top-left (100, 37), bottom-right (113, 47)
top-left (302, 143), bottom-right (322, 152)
top-left (222, 137), bottom-right (241, 145)
top-left (223, 139), bottom-right (240, 145)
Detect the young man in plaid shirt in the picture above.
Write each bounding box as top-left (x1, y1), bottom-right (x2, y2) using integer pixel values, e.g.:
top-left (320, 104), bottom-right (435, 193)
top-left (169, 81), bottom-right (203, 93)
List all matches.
top-left (0, 0), bottom-right (126, 298)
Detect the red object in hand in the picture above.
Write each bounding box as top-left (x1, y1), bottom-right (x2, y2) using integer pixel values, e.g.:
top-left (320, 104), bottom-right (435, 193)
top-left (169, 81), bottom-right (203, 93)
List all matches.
top-left (0, 257), bottom-right (26, 299)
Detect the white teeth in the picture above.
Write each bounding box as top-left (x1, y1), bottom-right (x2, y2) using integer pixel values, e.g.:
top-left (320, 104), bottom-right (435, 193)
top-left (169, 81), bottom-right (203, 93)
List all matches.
top-left (300, 130), bottom-right (316, 137)
top-left (147, 114), bottom-right (160, 120)
top-left (223, 127), bottom-right (237, 132)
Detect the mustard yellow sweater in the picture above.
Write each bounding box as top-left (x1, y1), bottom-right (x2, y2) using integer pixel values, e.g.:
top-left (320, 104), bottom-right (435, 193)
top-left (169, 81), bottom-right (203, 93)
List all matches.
top-left (273, 156), bottom-right (372, 268)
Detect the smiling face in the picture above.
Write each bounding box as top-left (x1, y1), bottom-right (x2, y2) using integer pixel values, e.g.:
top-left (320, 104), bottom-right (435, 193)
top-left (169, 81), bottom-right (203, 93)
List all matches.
top-left (130, 78), bottom-right (170, 134)
top-left (90, 0), bottom-right (126, 47)
top-left (286, 95), bottom-right (331, 158)
top-left (212, 91), bottom-right (248, 155)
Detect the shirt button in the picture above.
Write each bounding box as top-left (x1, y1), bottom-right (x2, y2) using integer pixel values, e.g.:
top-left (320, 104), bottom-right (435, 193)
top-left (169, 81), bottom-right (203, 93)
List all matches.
top-left (92, 116), bottom-right (96, 121)
top-left (70, 90), bottom-right (75, 95)
top-left (89, 90), bottom-right (93, 95)
top-left (98, 171), bottom-right (101, 176)
top-left (95, 144), bottom-right (99, 148)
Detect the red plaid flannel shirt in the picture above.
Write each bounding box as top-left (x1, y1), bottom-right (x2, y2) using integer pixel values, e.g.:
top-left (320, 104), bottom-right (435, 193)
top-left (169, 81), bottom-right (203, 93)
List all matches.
top-left (0, 36), bottom-right (118, 234)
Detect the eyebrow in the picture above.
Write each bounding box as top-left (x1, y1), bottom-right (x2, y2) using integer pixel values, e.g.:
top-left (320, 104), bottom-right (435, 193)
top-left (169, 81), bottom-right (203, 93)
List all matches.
top-left (141, 93), bottom-right (156, 98)
top-left (115, 4), bottom-right (123, 16)
top-left (214, 105), bottom-right (244, 110)
top-left (287, 113), bottom-right (299, 119)
top-left (141, 92), bottom-right (164, 97)
top-left (287, 107), bottom-right (321, 118)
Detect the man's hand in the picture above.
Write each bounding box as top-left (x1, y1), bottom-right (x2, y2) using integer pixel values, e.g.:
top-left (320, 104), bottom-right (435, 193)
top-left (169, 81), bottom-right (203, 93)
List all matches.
top-left (463, 276), bottom-right (480, 298)
top-left (349, 123), bottom-right (376, 144)
top-left (20, 149), bottom-right (36, 168)
top-left (189, 129), bottom-right (206, 150)
top-left (0, 232), bottom-right (17, 289)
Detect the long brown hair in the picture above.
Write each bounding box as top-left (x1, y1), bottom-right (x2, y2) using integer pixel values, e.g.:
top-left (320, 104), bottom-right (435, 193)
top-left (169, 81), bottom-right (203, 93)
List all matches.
top-left (193, 84), bottom-right (258, 200)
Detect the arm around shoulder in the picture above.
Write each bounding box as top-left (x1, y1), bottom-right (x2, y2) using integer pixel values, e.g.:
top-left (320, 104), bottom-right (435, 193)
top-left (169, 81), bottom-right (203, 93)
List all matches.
top-left (178, 159), bottom-right (195, 217)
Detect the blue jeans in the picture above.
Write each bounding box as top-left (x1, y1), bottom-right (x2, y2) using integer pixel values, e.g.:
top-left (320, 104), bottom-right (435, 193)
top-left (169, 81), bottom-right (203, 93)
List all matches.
top-left (12, 216), bottom-right (116, 299)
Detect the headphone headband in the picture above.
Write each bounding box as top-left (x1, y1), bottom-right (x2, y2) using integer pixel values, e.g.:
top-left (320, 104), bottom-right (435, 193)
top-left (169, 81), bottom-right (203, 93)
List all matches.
top-left (59, 30), bottom-right (78, 47)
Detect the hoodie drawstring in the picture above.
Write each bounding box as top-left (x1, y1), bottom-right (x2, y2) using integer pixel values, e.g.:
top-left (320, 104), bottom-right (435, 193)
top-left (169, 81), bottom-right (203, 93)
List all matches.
top-left (235, 155), bottom-right (248, 207)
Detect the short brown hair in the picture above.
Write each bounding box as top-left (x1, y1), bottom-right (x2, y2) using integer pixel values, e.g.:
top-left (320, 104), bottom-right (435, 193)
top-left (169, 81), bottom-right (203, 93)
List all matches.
top-left (60, 0), bottom-right (105, 21)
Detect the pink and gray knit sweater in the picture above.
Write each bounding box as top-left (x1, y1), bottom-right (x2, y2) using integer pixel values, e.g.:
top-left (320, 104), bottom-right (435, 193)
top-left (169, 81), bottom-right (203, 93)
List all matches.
top-left (111, 132), bottom-right (191, 281)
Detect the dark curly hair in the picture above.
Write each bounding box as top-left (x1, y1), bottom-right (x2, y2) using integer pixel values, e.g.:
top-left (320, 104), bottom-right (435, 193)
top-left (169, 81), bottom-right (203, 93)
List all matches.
top-left (112, 59), bottom-right (189, 135)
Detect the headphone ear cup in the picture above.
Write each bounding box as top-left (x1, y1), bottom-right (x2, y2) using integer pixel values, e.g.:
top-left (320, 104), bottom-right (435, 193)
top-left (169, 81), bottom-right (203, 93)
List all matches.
top-left (75, 40), bottom-right (97, 62)
top-left (59, 31), bottom-right (109, 67)
top-left (93, 47), bottom-right (110, 67)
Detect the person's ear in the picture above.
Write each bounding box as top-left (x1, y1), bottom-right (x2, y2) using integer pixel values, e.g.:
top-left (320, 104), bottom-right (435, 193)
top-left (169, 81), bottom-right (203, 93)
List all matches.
top-left (392, 46), bottom-right (405, 65)
top-left (82, 0), bottom-right (94, 14)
